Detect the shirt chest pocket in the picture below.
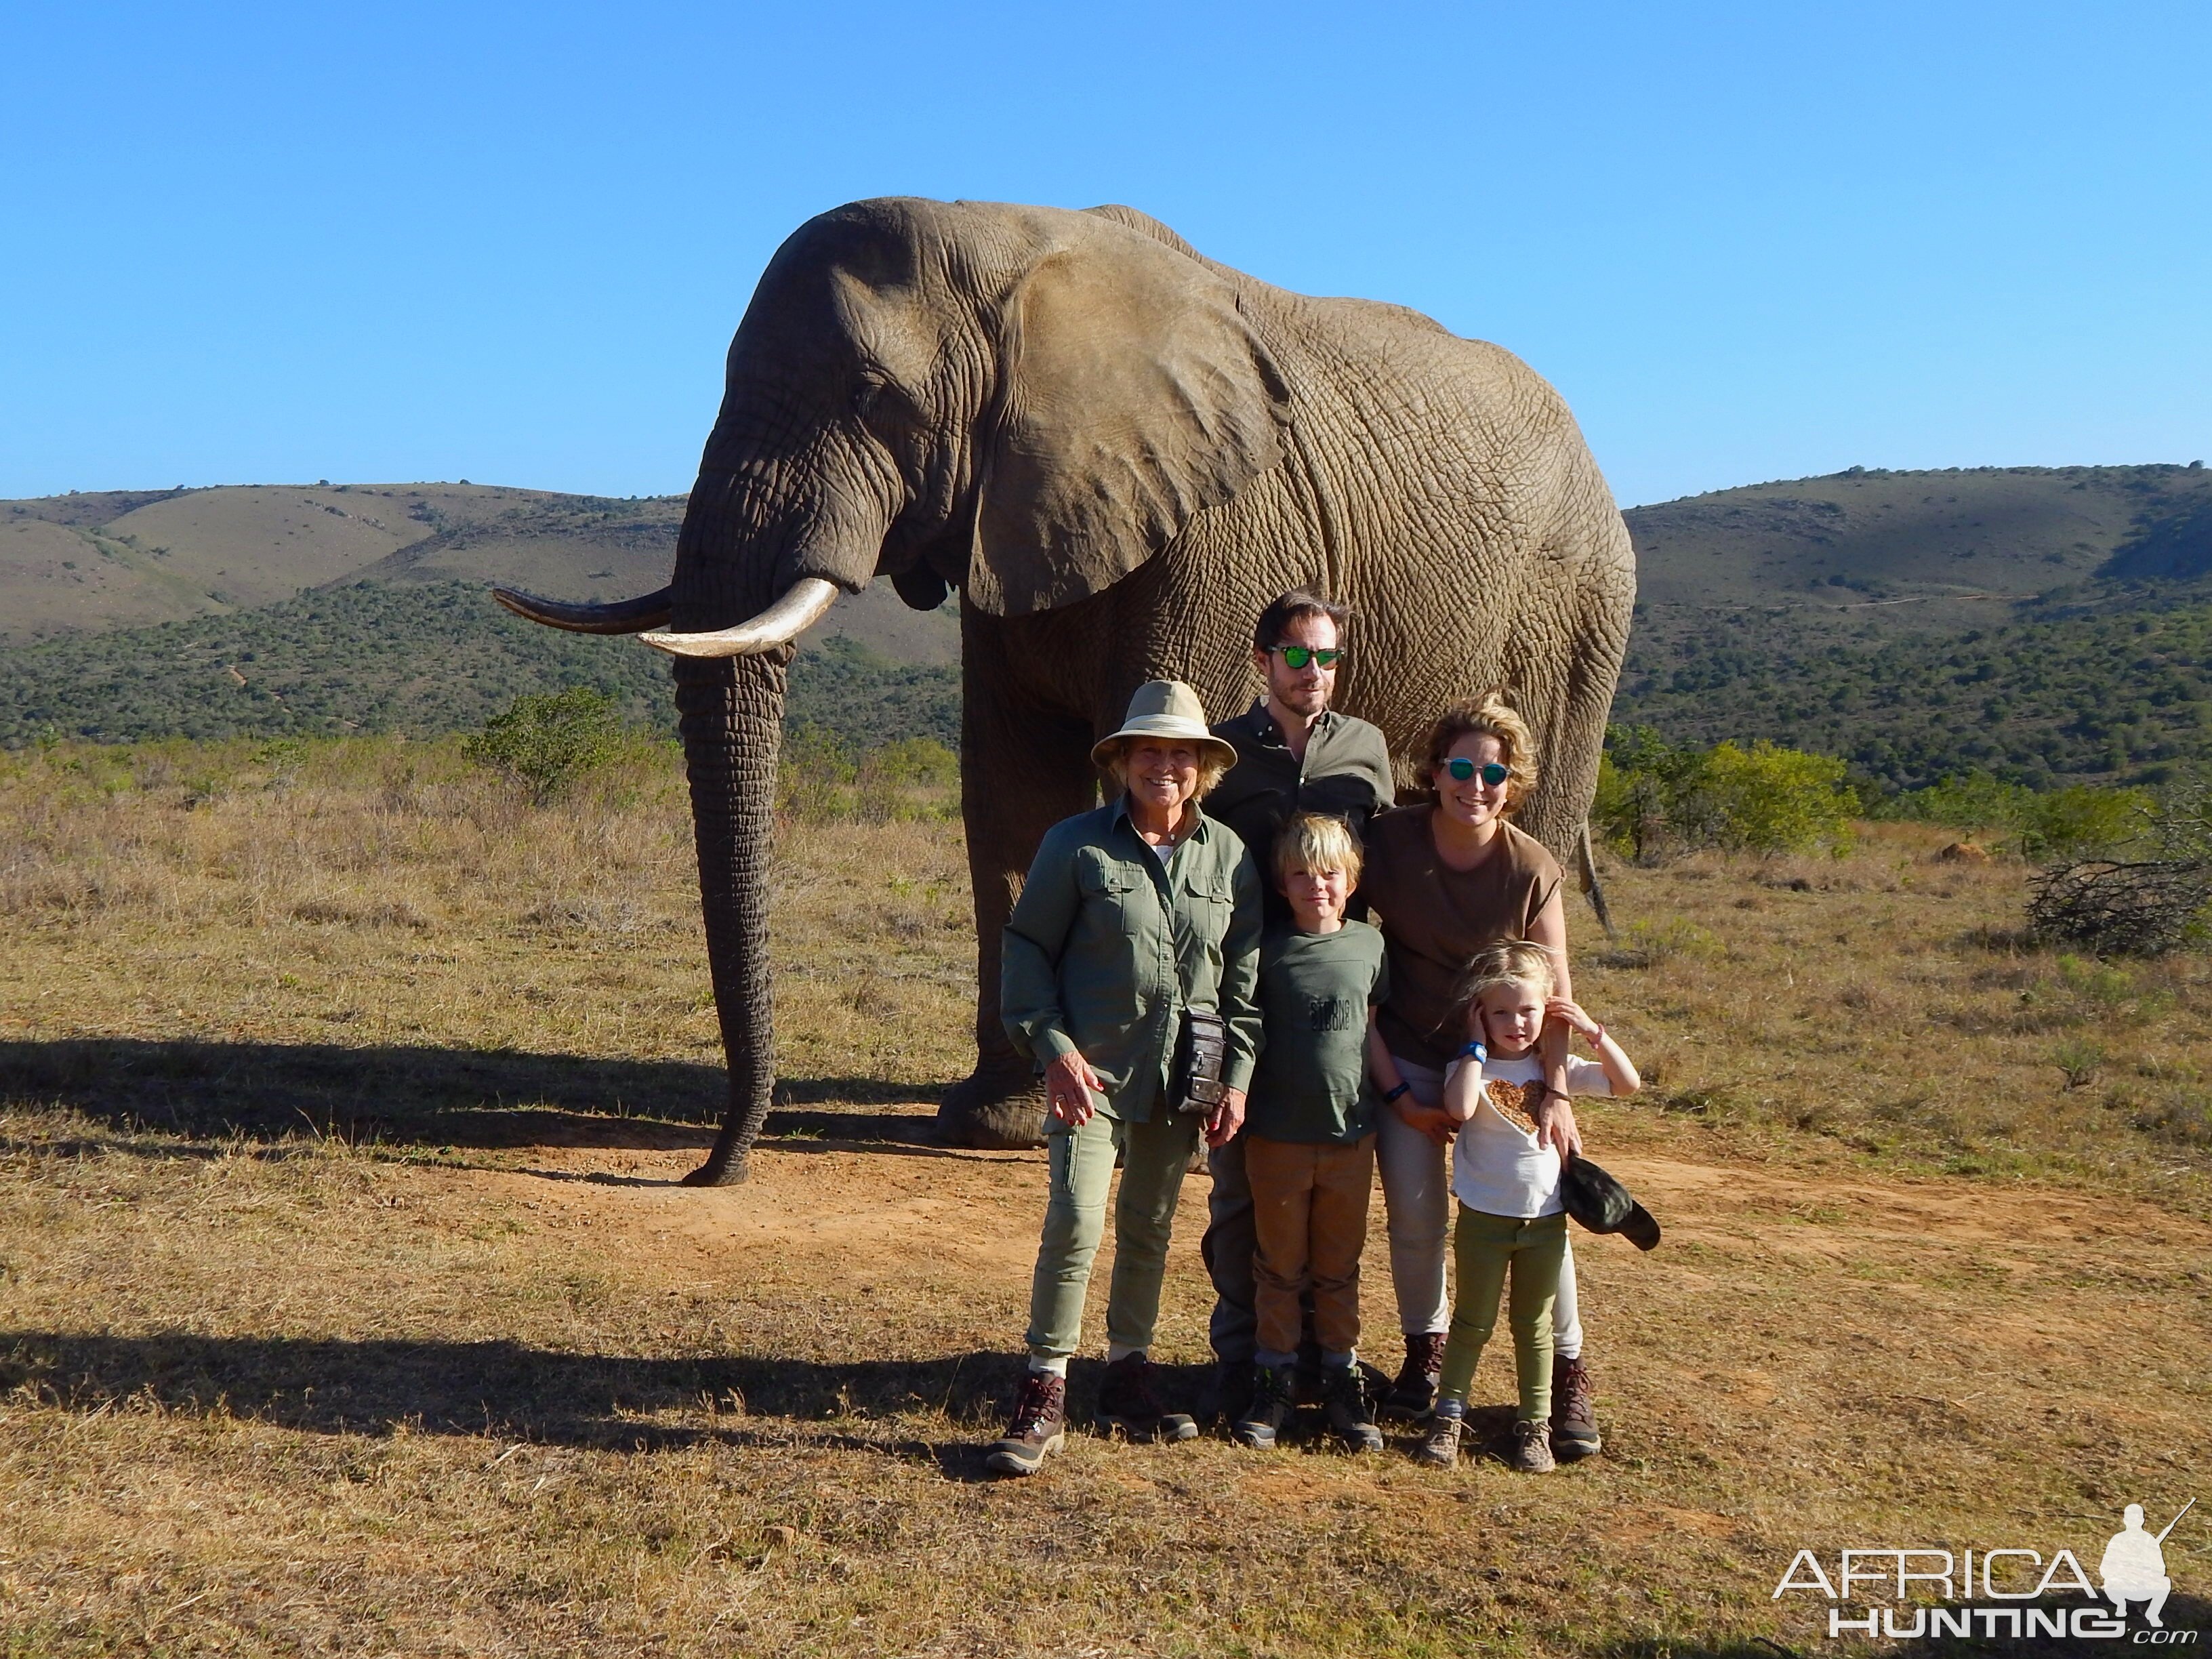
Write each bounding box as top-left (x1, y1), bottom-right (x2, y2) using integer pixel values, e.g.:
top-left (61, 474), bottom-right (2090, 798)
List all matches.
top-left (1076, 855), bottom-right (1148, 937)
top-left (1180, 876), bottom-right (1236, 947)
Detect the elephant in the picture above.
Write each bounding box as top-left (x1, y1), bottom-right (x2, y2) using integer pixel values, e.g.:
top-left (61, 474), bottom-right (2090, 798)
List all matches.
top-left (496, 197), bottom-right (1635, 1184)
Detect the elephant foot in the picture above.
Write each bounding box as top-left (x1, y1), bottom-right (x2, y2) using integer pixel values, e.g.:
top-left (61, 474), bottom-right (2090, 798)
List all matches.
top-left (937, 1071), bottom-right (1048, 1150)
top-left (680, 1153), bottom-right (752, 1188)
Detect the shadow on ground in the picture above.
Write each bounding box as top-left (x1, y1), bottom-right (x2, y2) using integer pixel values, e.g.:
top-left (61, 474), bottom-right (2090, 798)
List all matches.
top-left (0, 1330), bottom-right (1214, 1480)
top-left (0, 1038), bottom-right (944, 1151)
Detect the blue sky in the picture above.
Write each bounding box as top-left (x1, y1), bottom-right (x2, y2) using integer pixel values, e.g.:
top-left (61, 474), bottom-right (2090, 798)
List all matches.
top-left (3, 1), bottom-right (2206, 508)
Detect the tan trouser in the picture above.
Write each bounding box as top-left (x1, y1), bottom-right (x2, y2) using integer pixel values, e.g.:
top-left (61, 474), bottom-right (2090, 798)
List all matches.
top-left (1246, 1132), bottom-right (1376, 1361)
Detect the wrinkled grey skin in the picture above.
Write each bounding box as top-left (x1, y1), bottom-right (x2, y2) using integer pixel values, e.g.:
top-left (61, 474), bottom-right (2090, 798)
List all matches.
top-left (506, 198), bottom-right (1635, 1183)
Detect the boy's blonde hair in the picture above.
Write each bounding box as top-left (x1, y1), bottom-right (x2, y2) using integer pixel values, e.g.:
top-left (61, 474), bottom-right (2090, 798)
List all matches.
top-left (1273, 811), bottom-right (1364, 888)
top-left (1454, 939), bottom-right (1557, 1019)
top-left (1417, 693), bottom-right (1538, 814)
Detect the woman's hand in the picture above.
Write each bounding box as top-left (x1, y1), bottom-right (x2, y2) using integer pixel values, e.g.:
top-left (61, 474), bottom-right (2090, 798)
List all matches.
top-left (1533, 1088), bottom-right (1582, 1158)
top-left (1204, 1086), bottom-right (1246, 1149)
top-left (1044, 1049), bottom-right (1104, 1126)
top-left (1545, 997), bottom-right (1605, 1046)
top-left (1393, 1095), bottom-right (1458, 1148)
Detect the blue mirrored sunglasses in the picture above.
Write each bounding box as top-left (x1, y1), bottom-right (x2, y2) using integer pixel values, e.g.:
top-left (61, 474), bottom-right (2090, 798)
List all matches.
top-left (1444, 758), bottom-right (1510, 786)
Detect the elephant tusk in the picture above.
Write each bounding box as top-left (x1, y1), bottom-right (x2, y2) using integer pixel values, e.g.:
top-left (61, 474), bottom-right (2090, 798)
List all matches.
top-left (638, 577), bottom-right (840, 657)
top-left (492, 584), bottom-right (674, 634)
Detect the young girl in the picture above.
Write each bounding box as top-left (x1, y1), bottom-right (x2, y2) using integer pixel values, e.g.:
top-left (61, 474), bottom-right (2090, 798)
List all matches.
top-left (1417, 939), bottom-right (1639, 1472)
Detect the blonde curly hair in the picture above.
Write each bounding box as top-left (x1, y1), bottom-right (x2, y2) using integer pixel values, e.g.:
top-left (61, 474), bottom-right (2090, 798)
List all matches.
top-left (1452, 939), bottom-right (1557, 1023)
top-left (1416, 693), bottom-right (1538, 814)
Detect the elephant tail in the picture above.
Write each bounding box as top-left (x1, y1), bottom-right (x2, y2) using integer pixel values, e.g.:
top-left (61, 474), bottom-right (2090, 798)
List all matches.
top-left (1577, 821), bottom-right (1618, 941)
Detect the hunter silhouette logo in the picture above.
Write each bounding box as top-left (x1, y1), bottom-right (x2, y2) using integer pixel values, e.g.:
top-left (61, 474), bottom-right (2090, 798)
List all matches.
top-left (1773, 1498), bottom-right (2197, 1641)
top-left (2104, 1500), bottom-right (2192, 1630)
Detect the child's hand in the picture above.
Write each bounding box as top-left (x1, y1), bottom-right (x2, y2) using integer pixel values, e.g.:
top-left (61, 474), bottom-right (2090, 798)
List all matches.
top-left (1546, 998), bottom-right (1605, 1045)
top-left (1394, 1098), bottom-right (1458, 1148)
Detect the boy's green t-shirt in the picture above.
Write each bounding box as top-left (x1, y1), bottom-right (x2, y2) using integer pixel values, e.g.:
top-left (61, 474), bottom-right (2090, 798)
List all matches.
top-left (1245, 919), bottom-right (1390, 1145)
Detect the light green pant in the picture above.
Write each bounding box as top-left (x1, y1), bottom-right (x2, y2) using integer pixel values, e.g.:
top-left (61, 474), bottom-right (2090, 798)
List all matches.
top-left (1437, 1206), bottom-right (1567, 1423)
top-left (1025, 1103), bottom-right (1203, 1364)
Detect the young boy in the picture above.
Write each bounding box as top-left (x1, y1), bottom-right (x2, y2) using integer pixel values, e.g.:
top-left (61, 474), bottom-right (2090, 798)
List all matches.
top-left (1417, 939), bottom-right (1639, 1472)
top-left (1231, 813), bottom-right (1391, 1452)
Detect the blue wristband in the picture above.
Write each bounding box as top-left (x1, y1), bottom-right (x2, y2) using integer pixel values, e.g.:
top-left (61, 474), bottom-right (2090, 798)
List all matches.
top-left (1458, 1040), bottom-right (1487, 1062)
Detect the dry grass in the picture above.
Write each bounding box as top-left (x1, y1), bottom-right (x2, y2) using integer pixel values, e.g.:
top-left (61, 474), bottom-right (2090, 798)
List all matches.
top-left (1, 741), bottom-right (2207, 1656)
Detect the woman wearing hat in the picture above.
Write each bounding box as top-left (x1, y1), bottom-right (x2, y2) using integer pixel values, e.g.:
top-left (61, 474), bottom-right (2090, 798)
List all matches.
top-left (985, 681), bottom-right (1263, 1477)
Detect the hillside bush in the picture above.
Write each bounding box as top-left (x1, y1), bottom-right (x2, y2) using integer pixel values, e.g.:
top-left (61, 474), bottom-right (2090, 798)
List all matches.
top-left (778, 726), bottom-right (858, 821)
top-left (1612, 576), bottom-right (2212, 791)
top-left (0, 581), bottom-right (959, 757)
top-left (464, 688), bottom-right (627, 803)
top-left (1595, 727), bottom-right (1856, 861)
top-left (1888, 771), bottom-right (2150, 857)
top-left (2030, 776), bottom-right (2212, 955)
top-left (778, 730), bottom-right (959, 823)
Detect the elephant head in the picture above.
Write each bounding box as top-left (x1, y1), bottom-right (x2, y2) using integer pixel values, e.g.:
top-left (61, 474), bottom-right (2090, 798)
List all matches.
top-left (497, 199), bottom-right (1292, 1183)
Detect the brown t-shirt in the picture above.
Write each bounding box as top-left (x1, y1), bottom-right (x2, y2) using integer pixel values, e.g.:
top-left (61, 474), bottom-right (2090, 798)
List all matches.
top-left (1359, 808), bottom-right (1564, 1069)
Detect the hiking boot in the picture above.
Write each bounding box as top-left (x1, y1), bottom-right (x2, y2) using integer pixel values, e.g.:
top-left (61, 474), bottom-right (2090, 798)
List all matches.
top-left (1508, 1416), bottom-right (1557, 1473)
top-left (985, 1370), bottom-right (1066, 1477)
top-left (1550, 1353), bottom-right (1602, 1460)
top-left (1096, 1354), bottom-right (1199, 1443)
top-left (1322, 1364), bottom-right (1383, 1453)
top-left (1414, 1408), bottom-right (1462, 1469)
top-left (1380, 1332), bottom-right (1446, 1422)
top-left (1231, 1364), bottom-right (1296, 1449)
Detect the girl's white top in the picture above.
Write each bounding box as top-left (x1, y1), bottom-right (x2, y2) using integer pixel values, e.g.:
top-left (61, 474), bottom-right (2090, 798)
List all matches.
top-left (1443, 1050), bottom-right (1616, 1218)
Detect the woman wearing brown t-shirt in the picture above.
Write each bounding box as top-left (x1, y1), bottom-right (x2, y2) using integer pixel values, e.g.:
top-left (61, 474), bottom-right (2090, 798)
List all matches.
top-left (1359, 696), bottom-right (1601, 1460)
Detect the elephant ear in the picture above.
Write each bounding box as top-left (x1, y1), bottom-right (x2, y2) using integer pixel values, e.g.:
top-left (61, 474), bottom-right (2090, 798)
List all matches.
top-left (966, 221), bottom-right (1291, 617)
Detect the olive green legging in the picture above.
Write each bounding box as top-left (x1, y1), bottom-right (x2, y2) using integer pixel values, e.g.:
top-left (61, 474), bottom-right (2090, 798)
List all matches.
top-left (1437, 1206), bottom-right (1568, 1423)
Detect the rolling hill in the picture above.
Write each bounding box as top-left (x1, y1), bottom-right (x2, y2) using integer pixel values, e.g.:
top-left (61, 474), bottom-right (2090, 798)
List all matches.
top-left (9, 463), bottom-right (2212, 787)
top-left (1612, 462), bottom-right (2212, 788)
top-left (0, 581), bottom-right (958, 750)
top-left (1621, 462), bottom-right (2212, 638)
top-left (0, 483), bottom-right (960, 665)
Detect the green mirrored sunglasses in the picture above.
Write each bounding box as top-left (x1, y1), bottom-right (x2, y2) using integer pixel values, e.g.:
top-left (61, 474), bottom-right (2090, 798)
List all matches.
top-left (1270, 645), bottom-right (1343, 670)
top-left (1444, 758), bottom-right (1510, 786)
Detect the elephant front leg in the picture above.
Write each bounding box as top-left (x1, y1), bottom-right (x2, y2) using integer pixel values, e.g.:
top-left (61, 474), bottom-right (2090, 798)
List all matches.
top-left (936, 631), bottom-right (1100, 1149)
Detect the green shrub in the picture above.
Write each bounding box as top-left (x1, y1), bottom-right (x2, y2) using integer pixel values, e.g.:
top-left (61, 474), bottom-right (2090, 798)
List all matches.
top-left (1888, 771), bottom-right (2149, 856)
top-left (777, 726), bottom-right (859, 821)
top-left (1697, 740), bottom-right (1858, 854)
top-left (859, 737), bottom-right (959, 791)
top-left (463, 687), bottom-right (626, 802)
top-left (1595, 726), bottom-right (1856, 859)
top-left (779, 731), bottom-right (960, 823)
top-left (2025, 785), bottom-right (2150, 857)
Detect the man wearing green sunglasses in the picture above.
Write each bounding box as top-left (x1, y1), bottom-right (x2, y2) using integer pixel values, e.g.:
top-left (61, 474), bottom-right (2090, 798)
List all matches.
top-left (1202, 590), bottom-right (1397, 1420)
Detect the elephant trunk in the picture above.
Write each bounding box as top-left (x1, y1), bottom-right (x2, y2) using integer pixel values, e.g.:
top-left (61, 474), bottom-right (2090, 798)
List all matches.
top-left (673, 647), bottom-right (792, 1187)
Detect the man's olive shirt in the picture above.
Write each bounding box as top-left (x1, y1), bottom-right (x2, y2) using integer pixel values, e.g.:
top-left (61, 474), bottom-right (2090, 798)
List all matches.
top-left (1001, 798), bottom-right (1263, 1124)
top-left (1206, 701), bottom-right (1398, 925)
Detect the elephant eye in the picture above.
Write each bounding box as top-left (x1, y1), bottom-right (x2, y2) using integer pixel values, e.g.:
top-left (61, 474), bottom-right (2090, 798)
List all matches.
top-left (853, 374), bottom-right (895, 419)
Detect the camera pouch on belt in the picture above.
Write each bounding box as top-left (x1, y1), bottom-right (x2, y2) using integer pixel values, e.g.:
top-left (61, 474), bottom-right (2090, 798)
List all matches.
top-left (1173, 1008), bottom-right (1229, 1116)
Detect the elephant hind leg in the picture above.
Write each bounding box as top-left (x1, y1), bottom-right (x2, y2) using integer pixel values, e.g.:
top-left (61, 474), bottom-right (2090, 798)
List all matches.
top-left (937, 610), bottom-right (1101, 1149)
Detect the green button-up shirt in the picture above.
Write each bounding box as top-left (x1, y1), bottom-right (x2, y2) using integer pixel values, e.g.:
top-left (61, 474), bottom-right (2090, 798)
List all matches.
top-left (1001, 797), bottom-right (1263, 1125)
top-left (1206, 702), bottom-right (1398, 927)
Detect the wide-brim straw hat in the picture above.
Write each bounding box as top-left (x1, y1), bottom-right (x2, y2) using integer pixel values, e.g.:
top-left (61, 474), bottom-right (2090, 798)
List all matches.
top-left (1090, 680), bottom-right (1239, 773)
